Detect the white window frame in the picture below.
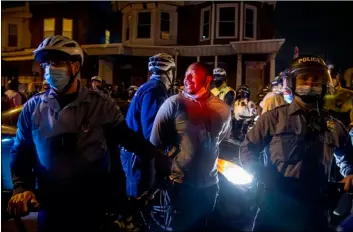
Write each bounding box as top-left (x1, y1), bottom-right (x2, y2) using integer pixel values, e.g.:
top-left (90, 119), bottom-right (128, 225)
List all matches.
top-left (62, 18), bottom-right (73, 39)
top-left (244, 4), bottom-right (257, 40)
top-left (137, 11), bottom-right (152, 39)
top-left (7, 23), bottom-right (19, 47)
top-left (216, 3), bottom-right (238, 39)
top-left (200, 6), bottom-right (211, 42)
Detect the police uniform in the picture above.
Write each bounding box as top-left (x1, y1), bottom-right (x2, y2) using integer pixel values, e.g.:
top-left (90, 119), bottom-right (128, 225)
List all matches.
top-left (10, 83), bottom-right (159, 232)
top-left (211, 85), bottom-right (236, 107)
top-left (240, 98), bottom-right (353, 231)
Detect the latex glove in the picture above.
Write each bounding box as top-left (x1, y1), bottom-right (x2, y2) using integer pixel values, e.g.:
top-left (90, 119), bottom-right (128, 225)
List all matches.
top-left (340, 175), bottom-right (353, 192)
top-left (7, 191), bottom-right (39, 216)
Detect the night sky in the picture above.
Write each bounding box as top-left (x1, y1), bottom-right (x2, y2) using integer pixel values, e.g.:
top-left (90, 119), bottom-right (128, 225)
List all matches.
top-left (274, 1), bottom-right (353, 74)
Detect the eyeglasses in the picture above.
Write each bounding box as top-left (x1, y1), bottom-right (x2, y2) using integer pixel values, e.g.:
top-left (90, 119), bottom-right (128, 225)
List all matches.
top-left (40, 61), bottom-right (71, 69)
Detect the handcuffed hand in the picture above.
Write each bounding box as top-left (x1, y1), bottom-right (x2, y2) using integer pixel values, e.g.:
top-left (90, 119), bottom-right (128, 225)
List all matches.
top-left (340, 175), bottom-right (353, 192)
top-left (154, 152), bottom-right (173, 177)
top-left (7, 191), bottom-right (39, 216)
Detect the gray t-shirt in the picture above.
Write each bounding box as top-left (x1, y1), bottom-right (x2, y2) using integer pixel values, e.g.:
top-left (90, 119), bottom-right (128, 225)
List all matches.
top-left (150, 93), bottom-right (231, 188)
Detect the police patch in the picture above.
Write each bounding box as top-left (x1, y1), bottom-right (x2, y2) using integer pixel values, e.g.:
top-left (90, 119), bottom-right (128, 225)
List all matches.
top-left (297, 57), bottom-right (325, 65)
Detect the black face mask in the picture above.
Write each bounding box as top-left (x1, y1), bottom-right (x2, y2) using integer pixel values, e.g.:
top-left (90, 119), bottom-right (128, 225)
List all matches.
top-left (213, 80), bottom-right (223, 88)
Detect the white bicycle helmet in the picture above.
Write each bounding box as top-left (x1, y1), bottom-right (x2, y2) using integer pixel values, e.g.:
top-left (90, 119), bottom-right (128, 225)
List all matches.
top-left (148, 53), bottom-right (176, 73)
top-left (213, 68), bottom-right (227, 80)
top-left (33, 35), bottom-right (84, 65)
top-left (91, 76), bottom-right (103, 83)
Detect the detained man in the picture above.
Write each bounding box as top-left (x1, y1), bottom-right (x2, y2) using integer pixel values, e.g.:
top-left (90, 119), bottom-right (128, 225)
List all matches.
top-left (150, 62), bottom-right (231, 232)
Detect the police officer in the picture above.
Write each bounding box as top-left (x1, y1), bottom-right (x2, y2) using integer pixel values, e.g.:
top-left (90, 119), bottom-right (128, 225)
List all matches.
top-left (121, 53), bottom-right (176, 199)
top-left (7, 36), bottom-right (171, 232)
top-left (240, 55), bottom-right (353, 231)
top-left (211, 68), bottom-right (236, 107)
top-left (260, 71), bottom-right (293, 114)
top-left (90, 76), bottom-right (111, 97)
top-left (233, 85), bottom-right (256, 141)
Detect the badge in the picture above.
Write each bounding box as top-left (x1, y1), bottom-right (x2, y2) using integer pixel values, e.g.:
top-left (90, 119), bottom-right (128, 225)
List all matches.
top-left (326, 120), bottom-right (336, 132)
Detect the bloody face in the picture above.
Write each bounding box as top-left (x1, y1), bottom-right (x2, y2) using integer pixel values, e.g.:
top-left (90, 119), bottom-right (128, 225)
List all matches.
top-left (184, 63), bottom-right (208, 94)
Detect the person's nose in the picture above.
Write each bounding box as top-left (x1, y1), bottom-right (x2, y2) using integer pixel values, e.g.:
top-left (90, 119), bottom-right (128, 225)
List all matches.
top-left (185, 73), bottom-right (192, 82)
top-left (306, 77), bottom-right (314, 86)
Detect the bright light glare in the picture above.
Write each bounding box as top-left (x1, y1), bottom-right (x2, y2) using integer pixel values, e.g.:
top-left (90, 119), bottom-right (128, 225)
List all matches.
top-left (1, 138), bottom-right (13, 143)
top-left (223, 166), bottom-right (253, 185)
top-left (217, 158), bottom-right (253, 185)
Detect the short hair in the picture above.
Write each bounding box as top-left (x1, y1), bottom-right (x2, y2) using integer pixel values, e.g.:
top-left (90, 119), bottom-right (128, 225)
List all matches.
top-left (189, 62), bottom-right (213, 77)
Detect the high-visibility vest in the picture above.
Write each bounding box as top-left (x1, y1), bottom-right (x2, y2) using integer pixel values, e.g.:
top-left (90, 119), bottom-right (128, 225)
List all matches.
top-left (211, 86), bottom-right (235, 102)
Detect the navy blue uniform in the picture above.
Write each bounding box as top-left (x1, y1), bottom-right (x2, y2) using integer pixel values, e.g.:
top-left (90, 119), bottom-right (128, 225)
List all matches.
top-left (11, 84), bottom-right (160, 232)
top-left (240, 99), bottom-right (353, 231)
top-left (121, 78), bottom-right (169, 197)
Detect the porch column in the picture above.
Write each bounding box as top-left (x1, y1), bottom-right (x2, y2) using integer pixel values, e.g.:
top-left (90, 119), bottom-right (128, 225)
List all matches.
top-left (98, 59), bottom-right (113, 84)
top-left (236, 54), bottom-right (242, 87)
top-left (214, 56), bottom-right (218, 69)
top-left (197, 56), bottom-right (200, 62)
top-left (175, 51), bottom-right (178, 77)
top-left (269, 53), bottom-right (276, 81)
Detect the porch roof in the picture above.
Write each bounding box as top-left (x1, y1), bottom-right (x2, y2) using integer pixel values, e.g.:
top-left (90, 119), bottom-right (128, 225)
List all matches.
top-left (1, 39), bottom-right (285, 61)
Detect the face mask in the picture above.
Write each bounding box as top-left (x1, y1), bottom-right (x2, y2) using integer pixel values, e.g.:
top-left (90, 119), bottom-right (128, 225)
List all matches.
top-left (283, 87), bottom-right (293, 103)
top-left (213, 80), bottom-right (223, 88)
top-left (183, 81), bottom-right (210, 101)
top-left (44, 66), bottom-right (69, 92)
top-left (295, 85), bottom-right (322, 97)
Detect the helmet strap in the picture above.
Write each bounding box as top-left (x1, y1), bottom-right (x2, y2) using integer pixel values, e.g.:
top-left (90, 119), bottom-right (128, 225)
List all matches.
top-left (58, 63), bottom-right (80, 95)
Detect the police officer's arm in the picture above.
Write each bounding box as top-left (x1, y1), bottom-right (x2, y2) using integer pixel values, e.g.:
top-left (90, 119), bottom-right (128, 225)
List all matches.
top-left (333, 120), bottom-right (353, 177)
top-left (150, 99), bottom-right (174, 149)
top-left (224, 91), bottom-right (236, 107)
top-left (240, 112), bottom-right (274, 174)
top-left (141, 89), bottom-right (168, 139)
top-left (10, 100), bottom-right (37, 194)
top-left (102, 97), bottom-right (163, 159)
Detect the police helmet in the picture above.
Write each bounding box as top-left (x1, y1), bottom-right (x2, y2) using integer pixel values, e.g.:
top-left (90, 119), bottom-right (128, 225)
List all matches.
top-left (286, 55), bottom-right (333, 98)
top-left (236, 85), bottom-right (251, 99)
top-left (213, 68), bottom-right (227, 80)
top-left (257, 85), bottom-right (271, 103)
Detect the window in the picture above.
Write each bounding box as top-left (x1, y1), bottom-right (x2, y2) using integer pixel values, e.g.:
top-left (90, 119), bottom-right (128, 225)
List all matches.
top-left (62, 18), bottom-right (73, 39)
top-left (200, 7), bottom-right (211, 41)
top-left (161, 12), bottom-right (170, 40)
top-left (244, 5), bottom-right (257, 39)
top-left (137, 12), bottom-right (151, 39)
top-left (216, 4), bottom-right (238, 38)
top-left (8, 24), bottom-right (18, 47)
top-left (44, 18), bottom-right (55, 39)
top-left (160, 12), bottom-right (171, 40)
top-left (125, 15), bottom-right (131, 41)
top-left (105, 30), bottom-right (110, 44)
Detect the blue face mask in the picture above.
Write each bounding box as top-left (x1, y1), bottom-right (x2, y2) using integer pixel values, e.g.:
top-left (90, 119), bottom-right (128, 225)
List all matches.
top-left (283, 87), bottom-right (293, 104)
top-left (44, 66), bottom-right (70, 92)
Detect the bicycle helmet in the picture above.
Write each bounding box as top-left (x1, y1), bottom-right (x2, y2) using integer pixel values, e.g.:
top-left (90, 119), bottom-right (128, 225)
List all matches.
top-left (91, 76), bottom-right (103, 83)
top-left (148, 53), bottom-right (175, 74)
top-left (213, 68), bottom-right (227, 80)
top-left (33, 35), bottom-right (84, 65)
top-left (236, 85), bottom-right (251, 100)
